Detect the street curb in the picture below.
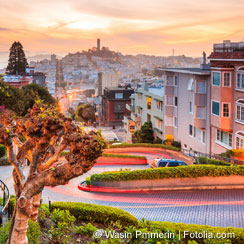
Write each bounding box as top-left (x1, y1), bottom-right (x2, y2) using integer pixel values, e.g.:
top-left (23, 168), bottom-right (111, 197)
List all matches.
top-left (94, 162), bottom-right (148, 166)
top-left (78, 181), bottom-right (153, 193)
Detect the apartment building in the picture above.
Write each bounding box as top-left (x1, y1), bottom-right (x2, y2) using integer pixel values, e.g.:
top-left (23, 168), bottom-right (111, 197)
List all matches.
top-left (208, 40), bottom-right (244, 153)
top-left (123, 84), bottom-right (164, 143)
top-left (102, 87), bottom-right (134, 127)
top-left (156, 55), bottom-right (211, 154)
top-left (96, 71), bottom-right (119, 96)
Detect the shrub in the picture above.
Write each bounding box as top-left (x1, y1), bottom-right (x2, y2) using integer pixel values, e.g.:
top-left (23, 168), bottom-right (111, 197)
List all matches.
top-left (74, 223), bottom-right (98, 236)
top-left (89, 165), bottom-right (244, 184)
top-left (0, 158), bottom-right (10, 166)
top-left (140, 220), bottom-right (243, 244)
top-left (171, 140), bottom-right (181, 149)
top-left (0, 220), bottom-right (41, 244)
top-left (153, 137), bottom-right (162, 144)
top-left (0, 144), bottom-right (6, 158)
top-left (51, 202), bottom-right (138, 227)
top-left (198, 157), bottom-right (231, 166)
top-left (48, 209), bottom-right (76, 244)
top-left (102, 153), bottom-right (146, 159)
top-left (109, 143), bottom-right (180, 151)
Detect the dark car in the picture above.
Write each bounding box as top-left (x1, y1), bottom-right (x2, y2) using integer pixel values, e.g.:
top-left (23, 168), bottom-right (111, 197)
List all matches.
top-left (153, 158), bottom-right (188, 168)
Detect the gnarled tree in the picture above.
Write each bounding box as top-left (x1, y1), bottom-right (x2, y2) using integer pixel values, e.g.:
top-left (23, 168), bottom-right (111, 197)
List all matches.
top-left (0, 102), bottom-right (105, 244)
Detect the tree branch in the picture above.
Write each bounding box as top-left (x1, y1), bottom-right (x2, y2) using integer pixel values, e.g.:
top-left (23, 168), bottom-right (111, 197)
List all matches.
top-left (39, 140), bottom-right (67, 171)
top-left (7, 143), bottom-right (24, 188)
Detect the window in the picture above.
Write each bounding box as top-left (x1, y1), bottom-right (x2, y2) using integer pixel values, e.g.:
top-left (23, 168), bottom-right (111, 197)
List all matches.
top-left (222, 103), bottom-right (230, 118)
top-left (174, 76), bottom-right (178, 86)
top-left (174, 97), bottom-right (178, 107)
top-left (137, 107), bottom-right (142, 115)
top-left (158, 161), bottom-right (167, 167)
top-left (115, 113), bottom-right (124, 119)
top-left (156, 100), bottom-right (163, 111)
top-left (114, 102), bottom-right (124, 112)
top-left (167, 76), bottom-right (174, 85)
top-left (155, 118), bottom-right (163, 130)
top-left (189, 124), bottom-right (193, 136)
top-left (196, 107), bottom-right (206, 118)
top-left (189, 102), bottom-right (193, 114)
top-left (216, 129), bottom-right (232, 147)
top-left (194, 127), bottom-right (202, 141)
top-left (174, 117), bottom-right (178, 127)
top-left (138, 93), bottom-right (143, 99)
top-left (187, 78), bottom-right (195, 91)
top-left (213, 72), bottom-right (221, 86)
top-left (168, 162), bottom-right (179, 167)
top-left (237, 73), bottom-right (244, 89)
top-left (236, 132), bottom-right (244, 149)
top-left (223, 73), bottom-right (231, 87)
top-left (147, 114), bottom-right (151, 122)
top-left (197, 81), bottom-right (206, 94)
top-left (236, 99), bottom-right (244, 123)
top-left (129, 125), bottom-right (135, 130)
top-left (212, 101), bottom-right (220, 116)
top-left (115, 93), bottom-right (123, 99)
top-left (166, 116), bottom-right (174, 126)
top-left (166, 96), bottom-right (174, 106)
top-left (147, 97), bottom-right (151, 110)
top-left (202, 130), bottom-right (206, 143)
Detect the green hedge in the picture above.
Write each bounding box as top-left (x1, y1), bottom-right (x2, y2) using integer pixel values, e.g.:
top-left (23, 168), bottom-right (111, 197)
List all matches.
top-left (198, 157), bottom-right (231, 166)
top-left (89, 165), bottom-right (244, 184)
top-left (0, 158), bottom-right (10, 166)
top-left (102, 153), bottom-right (146, 159)
top-left (0, 220), bottom-right (41, 244)
top-left (51, 201), bottom-right (139, 227)
top-left (140, 220), bottom-right (244, 244)
top-left (0, 145), bottom-right (6, 158)
top-left (109, 143), bottom-right (181, 151)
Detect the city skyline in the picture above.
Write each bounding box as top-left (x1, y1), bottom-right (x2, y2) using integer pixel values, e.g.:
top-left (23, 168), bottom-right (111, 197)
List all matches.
top-left (0, 0), bottom-right (244, 60)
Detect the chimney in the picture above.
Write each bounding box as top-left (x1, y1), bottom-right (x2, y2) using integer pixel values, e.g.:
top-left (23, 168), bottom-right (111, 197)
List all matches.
top-left (200, 51), bottom-right (210, 70)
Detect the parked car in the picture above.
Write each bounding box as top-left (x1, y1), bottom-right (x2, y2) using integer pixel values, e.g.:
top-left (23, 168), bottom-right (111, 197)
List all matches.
top-left (151, 158), bottom-right (188, 168)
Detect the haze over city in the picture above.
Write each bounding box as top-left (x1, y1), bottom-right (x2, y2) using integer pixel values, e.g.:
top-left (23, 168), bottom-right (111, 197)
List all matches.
top-left (1, 0), bottom-right (244, 61)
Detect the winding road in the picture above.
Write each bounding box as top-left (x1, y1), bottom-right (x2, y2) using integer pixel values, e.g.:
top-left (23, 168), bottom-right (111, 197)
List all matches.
top-left (41, 149), bottom-right (244, 228)
top-left (1, 149), bottom-right (244, 228)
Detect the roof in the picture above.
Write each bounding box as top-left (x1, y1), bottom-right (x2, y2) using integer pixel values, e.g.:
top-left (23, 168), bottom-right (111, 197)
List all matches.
top-left (157, 67), bottom-right (210, 75)
top-left (148, 87), bottom-right (164, 97)
top-left (208, 52), bottom-right (244, 60)
top-left (104, 87), bottom-right (133, 91)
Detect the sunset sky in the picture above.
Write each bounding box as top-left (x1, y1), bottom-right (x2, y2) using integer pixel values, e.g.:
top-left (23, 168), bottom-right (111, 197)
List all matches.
top-left (0, 0), bottom-right (244, 59)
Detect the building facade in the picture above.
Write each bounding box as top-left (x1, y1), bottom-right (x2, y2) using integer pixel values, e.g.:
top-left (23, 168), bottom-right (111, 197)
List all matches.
top-left (123, 84), bottom-right (164, 143)
top-left (156, 67), bottom-right (211, 154)
top-left (208, 40), bottom-right (244, 153)
top-left (96, 71), bottom-right (119, 96)
top-left (102, 87), bottom-right (134, 126)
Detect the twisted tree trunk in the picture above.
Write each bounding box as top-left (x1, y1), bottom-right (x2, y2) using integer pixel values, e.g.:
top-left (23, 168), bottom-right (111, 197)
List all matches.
top-left (10, 197), bottom-right (32, 244)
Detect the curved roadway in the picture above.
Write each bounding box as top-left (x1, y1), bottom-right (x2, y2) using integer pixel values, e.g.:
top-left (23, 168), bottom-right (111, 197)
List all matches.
top-left (42, 151), bottom-right (244, 228)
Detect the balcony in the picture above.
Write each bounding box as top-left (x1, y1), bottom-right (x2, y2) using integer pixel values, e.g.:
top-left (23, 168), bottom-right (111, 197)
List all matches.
top-left (131, 113), bottom-right (141, 123)
top-left (126, 103), bottom-right (135, 112)
top-left (165, 86), bottom-right (175, 96)
top-left (194, 118), bottom-right (206, 129)
top-left (165, 106), bottom-right (176, 117)
top-left (194, 93), bottom-right (207, 106)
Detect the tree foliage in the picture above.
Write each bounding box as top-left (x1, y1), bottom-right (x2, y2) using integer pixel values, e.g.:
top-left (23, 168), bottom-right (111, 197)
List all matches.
top-left (6, 41), bottom-right (28, 75)
top-left (75, 103), bottom-right (95, 124)
top-left (133, 121), bottom-right (154, 144)
top-left (0, 80), bottom-right (55, 116)
top-left (0, 102), bottom-right (105, 243)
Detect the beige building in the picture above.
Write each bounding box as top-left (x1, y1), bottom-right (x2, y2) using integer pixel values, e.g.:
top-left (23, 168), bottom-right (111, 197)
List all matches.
top-left (96, 71), bottom-right (118, 96)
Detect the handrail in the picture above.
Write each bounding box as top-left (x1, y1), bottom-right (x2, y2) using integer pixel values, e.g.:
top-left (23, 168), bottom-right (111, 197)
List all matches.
top-left (0, 179), bottom-right (10, 215)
